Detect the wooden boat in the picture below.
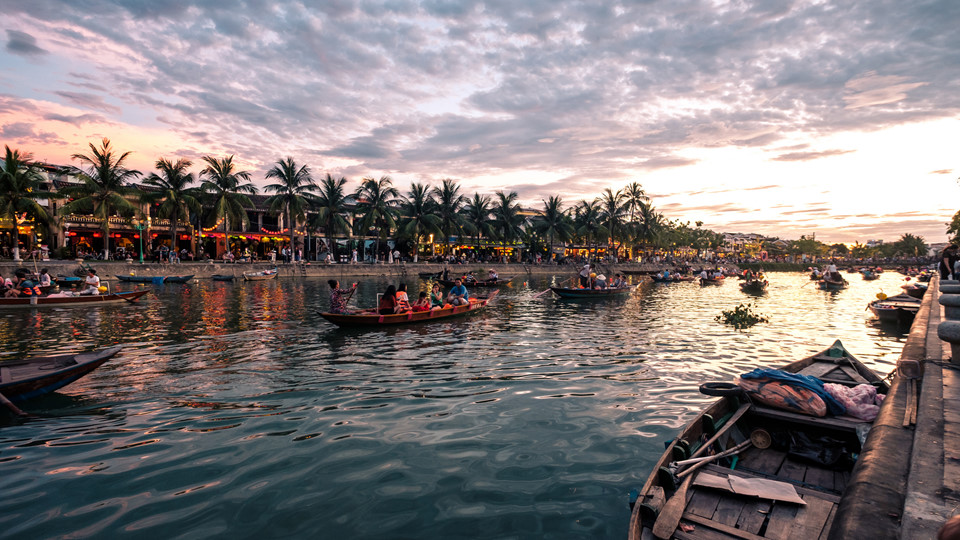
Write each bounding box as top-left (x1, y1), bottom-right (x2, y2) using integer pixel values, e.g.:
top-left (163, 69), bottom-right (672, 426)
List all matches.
top-left (418, 271), bottom-right (443, 279)
top-left (699, 276), bottom-right (725, 286)
top-left (628, 340), bottom-right (889, 540)
top-left (54, 276), bottom-right (83, 288)
top-left (437, 276), bottom-right (514, 288)
top-left (818, 278), bottom-right (848, 290)
top-left (739, 279), bottom-right (768, 294)
top-left (320, 291), bottom-right (498, 327)
top-left (211, 274), bottom-right (236, 281)
top-left (860, 271), bottom-right (879, 281)
top-left (0, 346), bottom-right (122, 402)
top-left (652, 275), bottom-right (696, 283)
top-left (116, 274), bottom-right (194, 283)
top-left (868, 294), bottom-right (920, 325)
top-left (0, 290), bottom-right (149, 308)
top-left (550, 285), bottom-right (634, 298)
top-left (243, 268), bottom-right (278, 281)
top-left (903, 283), bottom-right (927, 299)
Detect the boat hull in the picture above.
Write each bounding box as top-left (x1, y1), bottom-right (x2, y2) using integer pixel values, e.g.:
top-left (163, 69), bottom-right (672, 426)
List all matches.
top-left (243, 270), bottom-right (278, 281)
top-left (320, 293), bottom-right (497, 327)
top-left (0, 290), bottom-right (149, 308)
top-left (550, 286), bottom-right (633, 298)
top-left (116, 275), bottom-right (194, 283)
top-left (0, 346), bottom-right (122, 401)
top-left (436, 278), bottom-right (513, 288)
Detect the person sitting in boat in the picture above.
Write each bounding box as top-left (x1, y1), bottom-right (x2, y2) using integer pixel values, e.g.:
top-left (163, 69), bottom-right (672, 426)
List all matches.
top-left (379, 285), bottom-right (403, 314)
top-left (579, 264), bottom-right (591, 288)
top-left (699, 269), bottom-right (708, 279)
top-left (488, 268), bottom-right (498, 281)
top-left (429, 282), bottom-right (445, 309)
top-left (411, 292), bottom-right (431, 312)
top-left (327, 279), bottom-right (358, 314)
top-left (395, 283), bottom-right (412, 312)
top-left (447, 278), bottom-right (469, 306)
top-left (613, 273), bottom-right (627, 288)
top-left (80, 268), bottom-right (101, 295)
top-left (38, 268), bottom-right (52, 287)
top-left (1, 271), bottom-right (12, 293)
top-left (712, 269), bottom-right (723, 279)
top-left (595, 274), bottom-right (607, 289)
top-left (588, 272), bottom-right (597, 289)
top-left (661, 269), bottom-right (670, 280)
top-left (5, 269), bottom-right (41, 298)
top-left (463, 272), bottom-right (477, 284)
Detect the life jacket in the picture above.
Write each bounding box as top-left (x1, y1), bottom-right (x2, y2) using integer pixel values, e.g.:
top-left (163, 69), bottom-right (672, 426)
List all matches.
top-left (395, 291), bottom-right (411, 310)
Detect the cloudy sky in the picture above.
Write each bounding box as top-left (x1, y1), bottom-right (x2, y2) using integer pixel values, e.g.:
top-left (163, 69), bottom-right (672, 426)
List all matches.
top-left (1, 0), bottom-right (958, 243)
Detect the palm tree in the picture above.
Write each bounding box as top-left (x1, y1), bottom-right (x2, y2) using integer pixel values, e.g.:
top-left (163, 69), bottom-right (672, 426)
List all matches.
top-left (432, 178), bottom-right (465, 255)
top-left (142, 158), bottom-right (201, 254)
top-left (60, 138), bottom-right (141, 259)
top-left (198, 155), bottom-right (257, 256)
top-left (599, 188), bottom-right (626, 262)
top-left (354, 176), bottom-right (399, 262)
top-left (623, 181), bottom-right (648, 260)
top-left (312, 173), bottom-right (352, 260)
top-left (398, 182), bottom-right (441, 262)
top-left (530, 195), bottom-right (573, 262)
top-left (633, 200), bottom-right (662, 256)
top-left (491, 190), bottom-right (526, 261)
top-left (0, 146), bottom-right (50, 261)
top-left (264, 157), bottom-right (316, 258)
top-left (573, 199), bottom-right (608, 260)
top-left (463, 193), bottom-right (495, 252)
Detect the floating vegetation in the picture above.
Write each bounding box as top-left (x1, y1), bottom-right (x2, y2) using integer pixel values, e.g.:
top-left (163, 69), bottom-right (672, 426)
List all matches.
top-left (716, 303), bottom-right (769, 330)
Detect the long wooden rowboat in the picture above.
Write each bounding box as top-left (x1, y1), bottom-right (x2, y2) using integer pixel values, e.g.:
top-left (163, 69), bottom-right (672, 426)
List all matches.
top-left (243, 269), bottom-right (278, 281)
top-left (739, 279), bottom-right (768, 294)
top-left (0, 290), bottom-right (149, 308)
top-left (628, 340), bottom-right (888, 540)
top-left (550, 286), bottom-right (634, 299)
top-left (818, 279), bottom-right (847, 290)
top-left (437, 277), bottom-right (514, 288)
top-left (652, 275), bottom-right (696, 283)
top-left (868, 294), bottom-right (920, 325)
top-left (0, 346), bottom-right (122, 402)
top-left (116, 274), bottom-right (194, 283)
top-left (320, 291), bottom-right (498, 327)
top-left (699, 276), bottom-right (725, 286)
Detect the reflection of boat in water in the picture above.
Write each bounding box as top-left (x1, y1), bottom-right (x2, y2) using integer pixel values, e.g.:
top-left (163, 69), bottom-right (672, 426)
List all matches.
top-left (0, 346), bottom-right (123, 402)
top-left (628, 340), bottom-right (888, 540)
top-left (0, 290), bottom-right (149, 308)
top-left (320, 291), bottom-right (498, 327)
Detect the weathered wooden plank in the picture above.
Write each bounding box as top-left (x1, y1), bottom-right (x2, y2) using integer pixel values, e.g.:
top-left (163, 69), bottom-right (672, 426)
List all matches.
top-left (834, 470), bottom-right (850, 493)
top-left (750, 406), bottom-right (864, 432)
top-left (817, 503), bottom-right (838, 540)
top-left (785, 496), bottom-right (835, 539)
top-left (711, 495), bottom-right (746, 527)
top-left (738, 448), bottom-right (786, 475)
top-left (777, 457), bottom-right (806, 482)
top-left (799, 363), bottom-right (841, 379)
top-left (674, 526), bottom-right (735, 540)
top-left (763, 502), bottom-right (799, 540)
top-left (802, 465), bottom-right (835, 492)
top-left (701, 464), bottom-right (841, 503)
top-left (838, 365), bottom-right (869, 383)
top-left (687, 486), bottom-right (722, 519)
top-left (734, 499), bottom-right (771, 535)
top-left (683, 513), bottom-right (765, 540)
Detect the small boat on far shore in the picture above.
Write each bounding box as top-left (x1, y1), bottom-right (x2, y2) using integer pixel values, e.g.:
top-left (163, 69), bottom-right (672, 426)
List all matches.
top-left (0, 346), bottom-right (123, 402)
top-left (211, 274), bottom-right (236, 281)
top-left (116, 274), bottom-right (194, 283)
top-left (243, 268), bottom-right (278, 281)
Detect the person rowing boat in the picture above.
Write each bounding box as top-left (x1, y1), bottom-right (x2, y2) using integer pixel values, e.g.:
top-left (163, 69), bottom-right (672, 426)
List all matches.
top-left (327, 280), bottom-right (358, 314)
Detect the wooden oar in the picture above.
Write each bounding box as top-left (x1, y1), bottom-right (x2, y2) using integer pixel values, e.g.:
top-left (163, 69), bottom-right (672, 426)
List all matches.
top-left (651, 402), bottom-right (750, 539)
top-left (0, 391), bottom-right (27, 416)
top-left (534, 275), bottom-right (575, 298)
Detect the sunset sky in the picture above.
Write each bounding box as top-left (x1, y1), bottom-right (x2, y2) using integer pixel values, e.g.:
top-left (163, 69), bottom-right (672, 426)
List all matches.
top-left (2, 1), bottom-right (958, 244)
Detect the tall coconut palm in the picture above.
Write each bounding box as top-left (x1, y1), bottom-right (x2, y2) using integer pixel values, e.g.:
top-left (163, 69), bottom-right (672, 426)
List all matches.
top-left (198, 155), bottom-right (257, 254)
top-left (491, 191), bottom-right (526, 260)
top-left (599, 188), bottom-right (627, 262)
top-left (463, 193), bottom-right (495, 251)
top-left (633, 200), bottom-right (662, 255)
top-left (354, 176), bottom-right (399, 262)
top-left (312, 173), bottom-right (352, 260)
top-left (530, 195), bottom-right (573, 262)
top-left (142, 158), bottom-right (201, 253)
top-left (398, 182), bottom-right (441, 262)
top-left (60, 138), bottom-right (141, 259)
top-left (264, 157), bottom-right (316, 257)
top-left (573, 199), bottom-right (608, 260)
top-left (432, 178), bottom-right (465, 255)
top-left (0, 146), bottom-right (51, 261)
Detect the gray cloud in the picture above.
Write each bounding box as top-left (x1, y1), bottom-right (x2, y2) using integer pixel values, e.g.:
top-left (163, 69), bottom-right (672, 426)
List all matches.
top-left (5, 29), bottom-right (47, 58)
top-left (772, 149), bottom-right (855, 162)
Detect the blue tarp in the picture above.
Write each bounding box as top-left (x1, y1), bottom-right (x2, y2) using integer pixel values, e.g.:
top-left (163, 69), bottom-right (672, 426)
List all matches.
top-left (740, 368), bottom-right (847, 416)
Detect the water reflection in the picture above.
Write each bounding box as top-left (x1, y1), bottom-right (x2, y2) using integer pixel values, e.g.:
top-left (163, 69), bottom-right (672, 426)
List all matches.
top-left (0, 271), bottom-right (912, 539)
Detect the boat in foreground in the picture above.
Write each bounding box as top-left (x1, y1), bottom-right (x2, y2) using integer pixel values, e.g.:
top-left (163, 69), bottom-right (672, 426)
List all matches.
top-left (628, 340), bottom-right (888, 540)
top-left (0, 346), bottom-right (123, 402)
top-left (550, 285), bottom-right (634, 299)
top-left (0, 290), bottom-right (149, 308)
top-left (320, 291), bottom-right (498, 327)
top-left (116, 274), bottom-right (194, 283)
top-left (243, 269), bottom-right (278, 281)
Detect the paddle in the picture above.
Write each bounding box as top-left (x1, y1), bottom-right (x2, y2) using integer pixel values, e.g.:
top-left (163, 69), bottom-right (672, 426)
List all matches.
top-left (651, 402), bottom-right (750, 539)
top-left (0, 391), bottom-right (27, 417)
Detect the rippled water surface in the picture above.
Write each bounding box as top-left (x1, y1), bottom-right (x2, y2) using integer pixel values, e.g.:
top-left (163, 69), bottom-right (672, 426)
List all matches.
top-left (0, 271), bottom-right (914, 539)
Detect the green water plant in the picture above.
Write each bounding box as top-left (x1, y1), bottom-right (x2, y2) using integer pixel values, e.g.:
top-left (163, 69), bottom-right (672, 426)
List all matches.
top-left (716, 303), bottom-right (769, 330)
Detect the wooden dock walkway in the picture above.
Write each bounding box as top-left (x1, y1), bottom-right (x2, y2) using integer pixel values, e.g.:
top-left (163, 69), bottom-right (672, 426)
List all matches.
top-left (830, 276), bottom-right (960, 538)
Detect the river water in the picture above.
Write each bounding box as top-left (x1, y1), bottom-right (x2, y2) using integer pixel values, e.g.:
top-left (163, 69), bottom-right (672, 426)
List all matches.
top-left (0, 271), bottom-right (914, 539)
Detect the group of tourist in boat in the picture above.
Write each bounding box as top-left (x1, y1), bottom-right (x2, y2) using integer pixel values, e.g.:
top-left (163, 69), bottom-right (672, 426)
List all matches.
top-left (2, 267), bottom-right (104, 298)
top-left (327, 277), bottom-right (476, 316)
top-left (576, 264), bottom-right (628, 289)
